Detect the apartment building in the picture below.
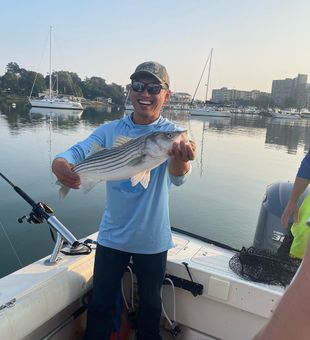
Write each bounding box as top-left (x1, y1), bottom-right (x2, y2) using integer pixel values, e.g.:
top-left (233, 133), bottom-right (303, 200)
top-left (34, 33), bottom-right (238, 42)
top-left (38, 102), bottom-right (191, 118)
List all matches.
top-left (211, 87), bottom-right (270, 104)
top-left (271, 74), bottom-right (308, 107)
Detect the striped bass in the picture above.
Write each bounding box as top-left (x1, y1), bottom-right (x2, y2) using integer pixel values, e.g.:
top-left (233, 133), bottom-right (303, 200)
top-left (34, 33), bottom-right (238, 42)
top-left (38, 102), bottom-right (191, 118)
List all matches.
top-left (59, 130), bottom-right (187, 198)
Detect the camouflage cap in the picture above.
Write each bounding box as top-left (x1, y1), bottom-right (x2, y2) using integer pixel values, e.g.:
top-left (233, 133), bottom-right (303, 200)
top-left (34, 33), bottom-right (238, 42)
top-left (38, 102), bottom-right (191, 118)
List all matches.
top-left (130, 61), bottom-right (170, 87)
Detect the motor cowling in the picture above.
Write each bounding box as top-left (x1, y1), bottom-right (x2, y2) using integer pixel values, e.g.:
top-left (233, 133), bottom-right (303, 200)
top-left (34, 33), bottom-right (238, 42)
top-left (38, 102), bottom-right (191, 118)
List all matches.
top-left (253, 182), bottom-right (310, 253)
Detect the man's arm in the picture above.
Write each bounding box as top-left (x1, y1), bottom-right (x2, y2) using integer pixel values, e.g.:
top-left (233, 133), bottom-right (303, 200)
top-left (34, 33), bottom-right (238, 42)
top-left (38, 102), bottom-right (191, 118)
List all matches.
top-left (281, 177), bottom-right (310, 229)
top-left (281, 150), bottom-right (310, 228)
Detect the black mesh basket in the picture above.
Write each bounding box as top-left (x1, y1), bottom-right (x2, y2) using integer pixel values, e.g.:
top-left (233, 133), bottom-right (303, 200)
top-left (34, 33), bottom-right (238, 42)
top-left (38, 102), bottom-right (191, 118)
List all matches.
top-left (229, 246), bottom-right (301, 287)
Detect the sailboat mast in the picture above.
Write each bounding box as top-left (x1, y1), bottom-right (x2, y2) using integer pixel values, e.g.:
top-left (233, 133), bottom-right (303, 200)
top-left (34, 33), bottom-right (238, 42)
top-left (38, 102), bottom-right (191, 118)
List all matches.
top-left (205, 48), bottom-right (213, 102)
top-left (49, 26), bottom-right (52, 99)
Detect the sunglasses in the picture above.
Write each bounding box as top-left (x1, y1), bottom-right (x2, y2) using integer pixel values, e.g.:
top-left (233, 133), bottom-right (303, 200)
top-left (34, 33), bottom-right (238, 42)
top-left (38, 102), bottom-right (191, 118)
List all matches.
top-left (131, 81), bottom-right (168, 95)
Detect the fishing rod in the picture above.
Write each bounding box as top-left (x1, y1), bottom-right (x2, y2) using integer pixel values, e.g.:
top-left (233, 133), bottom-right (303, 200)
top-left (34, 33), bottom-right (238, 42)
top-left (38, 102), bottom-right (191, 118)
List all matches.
top-left (0, 172), bottom-right (92, 264)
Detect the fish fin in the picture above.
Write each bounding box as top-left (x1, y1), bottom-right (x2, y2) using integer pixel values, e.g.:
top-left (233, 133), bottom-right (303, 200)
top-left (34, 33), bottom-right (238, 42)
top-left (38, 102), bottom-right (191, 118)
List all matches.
top-left (88, 142), bottom-right (105, 156)
top-left (140, 170), bottom-right (151, 189)
top-left (113, 136), bottom-right (133, 147)
top-left (55, 180), bottom-right (71, 199)
top-left (82, 178), bottom-right (100, 193)
top-left (131, 170), bottom-right (151, 189)
top-left (59, 185), bottom-right (71, 200)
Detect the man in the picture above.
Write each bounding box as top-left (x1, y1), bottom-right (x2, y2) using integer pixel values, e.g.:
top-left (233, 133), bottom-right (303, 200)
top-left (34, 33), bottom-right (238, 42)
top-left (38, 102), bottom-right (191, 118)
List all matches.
top-left (52, 61), bottom-right (196, 340)
top-left (281, 150), bottom-right (310, 229)
top-left (281, 150), bottom-right (310, 258)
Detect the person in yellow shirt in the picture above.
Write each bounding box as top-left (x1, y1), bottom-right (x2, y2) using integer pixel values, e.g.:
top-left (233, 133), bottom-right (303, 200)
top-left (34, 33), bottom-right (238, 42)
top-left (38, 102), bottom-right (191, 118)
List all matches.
top-left (288, 192), bottom-right (310, 259)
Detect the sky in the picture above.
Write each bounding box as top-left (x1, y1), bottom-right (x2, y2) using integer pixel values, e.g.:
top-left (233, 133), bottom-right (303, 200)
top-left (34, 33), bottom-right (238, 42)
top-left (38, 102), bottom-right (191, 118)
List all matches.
top-left (1, 0), bottom-right (310, 100)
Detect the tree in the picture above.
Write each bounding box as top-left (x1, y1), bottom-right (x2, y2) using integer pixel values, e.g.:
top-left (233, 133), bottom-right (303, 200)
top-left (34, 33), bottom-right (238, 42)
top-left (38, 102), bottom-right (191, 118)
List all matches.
top-left (106, 83), bottom-right (125, 105)
top-left (83, 76), bottom-right (108, 99)
top-left (1, 71), bottom-right (19, 93)
top-left (0, 61), bottom-right (125, 104)
top-left (51, 71), bottom-right (83, 97)
top-left (6, 62), bottom-right (20, 74)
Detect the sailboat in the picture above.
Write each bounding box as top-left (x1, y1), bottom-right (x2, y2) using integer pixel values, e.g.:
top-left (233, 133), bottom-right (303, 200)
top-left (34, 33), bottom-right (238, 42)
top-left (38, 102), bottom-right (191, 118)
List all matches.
top-left (190, 49), bottom-right (231, 118)
top-left (28, 27), bottom-right (83, 110)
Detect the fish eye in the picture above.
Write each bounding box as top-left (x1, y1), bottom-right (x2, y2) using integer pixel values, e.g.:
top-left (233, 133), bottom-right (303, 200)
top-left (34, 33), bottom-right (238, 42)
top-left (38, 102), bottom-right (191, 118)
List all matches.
top-left (167, 133), bottom-right (173, 138)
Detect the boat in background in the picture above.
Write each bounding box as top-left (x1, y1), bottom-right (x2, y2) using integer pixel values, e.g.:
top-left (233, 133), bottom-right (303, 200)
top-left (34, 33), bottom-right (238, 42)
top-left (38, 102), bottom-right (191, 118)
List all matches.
top-left (29, 96), bottom-right (83, 110)
top-left (269, 108), bottom-right (301, 119)
top-left (300, 108), bottom-right (310, 118)
top-left (190, 49), bottom-right (231, 118)
top-left (28, 27), bottom-right (83, 111)
top-left (190, 106), bottom-right (231, 117)
top-left (125, 103), bottom-right (134, 112)
top-left (123, 88), bottom-right (134, 114)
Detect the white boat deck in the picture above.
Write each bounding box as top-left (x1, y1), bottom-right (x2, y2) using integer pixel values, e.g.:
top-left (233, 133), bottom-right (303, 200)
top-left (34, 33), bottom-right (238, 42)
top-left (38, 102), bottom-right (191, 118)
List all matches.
top-left (164, 232), bottom-right (284, 339)
top-left (0, 231), bottom-right (285, 340)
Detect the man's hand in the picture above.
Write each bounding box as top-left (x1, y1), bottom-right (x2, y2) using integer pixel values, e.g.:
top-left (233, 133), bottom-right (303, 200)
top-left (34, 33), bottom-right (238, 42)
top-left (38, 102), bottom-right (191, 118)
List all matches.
top-left (52, 158), bottom-right (80, 189)
top-left (281, 201), bottom-right (299, 229)
top-left (168, 140), bottom-right (196, 176)
top-left (168, 140), bottom-right (196, 162)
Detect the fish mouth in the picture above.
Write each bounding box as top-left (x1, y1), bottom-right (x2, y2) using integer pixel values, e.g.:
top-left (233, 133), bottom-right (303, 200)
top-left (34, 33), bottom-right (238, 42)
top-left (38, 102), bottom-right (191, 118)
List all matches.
top-left (177, 130), bottom-right (189, 142)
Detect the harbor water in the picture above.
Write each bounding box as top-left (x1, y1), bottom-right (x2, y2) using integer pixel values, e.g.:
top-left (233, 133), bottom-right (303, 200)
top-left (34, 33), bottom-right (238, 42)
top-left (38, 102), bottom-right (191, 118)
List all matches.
top-left (1, 102), bottom-right (310, 278)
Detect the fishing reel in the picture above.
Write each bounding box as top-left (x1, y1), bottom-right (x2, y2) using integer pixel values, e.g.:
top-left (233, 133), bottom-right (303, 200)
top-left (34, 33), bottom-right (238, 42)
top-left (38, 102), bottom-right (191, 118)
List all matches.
top-left (18, 202), bottom-right (54, 224)
top-left (1, 172), bottom-right (92, 265)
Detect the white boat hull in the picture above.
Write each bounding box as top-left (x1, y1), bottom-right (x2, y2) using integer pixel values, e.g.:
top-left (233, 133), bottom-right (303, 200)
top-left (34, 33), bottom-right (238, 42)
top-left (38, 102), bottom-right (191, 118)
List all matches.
top-left (270, 109), bottom-right (301, 119)
top-left (0, 232), bottom-right (284, 340)
top-left (29, 98), bottom-right (83, 110)
top-left (190, 108), bottom-right (231, 117)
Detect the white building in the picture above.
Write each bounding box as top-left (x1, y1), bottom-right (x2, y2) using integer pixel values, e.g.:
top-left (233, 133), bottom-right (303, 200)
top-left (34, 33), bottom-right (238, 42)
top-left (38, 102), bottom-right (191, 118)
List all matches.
top-left (167, 92), bottom-right (192, 109)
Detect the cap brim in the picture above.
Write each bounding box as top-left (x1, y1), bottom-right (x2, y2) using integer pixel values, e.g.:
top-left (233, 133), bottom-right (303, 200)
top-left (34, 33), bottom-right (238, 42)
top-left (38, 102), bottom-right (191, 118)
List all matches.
top-left (130, 71), bottom-right (164, 84)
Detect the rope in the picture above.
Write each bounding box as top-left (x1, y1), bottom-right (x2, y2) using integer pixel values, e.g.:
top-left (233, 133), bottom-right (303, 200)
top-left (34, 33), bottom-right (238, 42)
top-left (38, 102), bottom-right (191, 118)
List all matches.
top-left (29, 30), bottom-right (50, 98)
top-left (191, 51), bottom-right (212, 105)
top-left (0, 217), bottom-right (23, 268)
top-left (161, 277), bottom-right (176, 327)
top-left (121, 265), bottom-right (134, 310)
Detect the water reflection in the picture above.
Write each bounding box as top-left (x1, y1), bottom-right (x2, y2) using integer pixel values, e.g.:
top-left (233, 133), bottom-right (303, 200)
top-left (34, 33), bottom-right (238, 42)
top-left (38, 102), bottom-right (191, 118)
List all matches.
top-left (3, 103), bottom-right (310, 277)
top-left (2, 103), bottom-right (310, 155)
top-left (0, 103), bottom-right (124, 132)
top-left (81, 106), bottom-right (124, 126)
top-left (190, 116), bottom-right (232, 132)
top-left (29, 107), bottom-right (84, 119)
top-left (265, 118), bottom-right (310, 154)
top-left (186, 114), bottom-right (310, 155)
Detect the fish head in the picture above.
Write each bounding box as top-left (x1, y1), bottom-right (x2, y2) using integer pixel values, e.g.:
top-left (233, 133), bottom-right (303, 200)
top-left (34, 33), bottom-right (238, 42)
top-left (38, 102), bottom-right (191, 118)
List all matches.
top-left (146, 130), bottom-right (188, 157)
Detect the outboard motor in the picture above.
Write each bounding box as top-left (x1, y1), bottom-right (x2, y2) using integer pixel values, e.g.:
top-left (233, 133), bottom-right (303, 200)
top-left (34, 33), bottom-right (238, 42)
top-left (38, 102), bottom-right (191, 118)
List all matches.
top-left (253, 182), bottom-right (310, 253)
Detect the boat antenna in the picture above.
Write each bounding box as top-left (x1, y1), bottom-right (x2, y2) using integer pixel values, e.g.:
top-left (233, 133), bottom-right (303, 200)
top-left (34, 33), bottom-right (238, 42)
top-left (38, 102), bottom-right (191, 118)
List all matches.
top-left (190, 48), bottom-right (212, 106)
top-left (205, 48), bottom-right (213, 103)
top-left (28, 29), bottom-right (50, 100)
top-left (49, 26), bottom-right (52, 100)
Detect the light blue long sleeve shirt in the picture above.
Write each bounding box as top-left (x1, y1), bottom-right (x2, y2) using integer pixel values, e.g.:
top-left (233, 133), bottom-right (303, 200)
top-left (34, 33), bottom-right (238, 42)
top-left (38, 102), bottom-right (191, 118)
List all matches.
top-left (55, 114), bottom-right (189, 254)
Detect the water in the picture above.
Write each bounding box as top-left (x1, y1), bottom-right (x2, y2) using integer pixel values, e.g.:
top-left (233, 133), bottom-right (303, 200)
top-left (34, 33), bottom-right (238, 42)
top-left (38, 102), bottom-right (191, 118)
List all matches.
top-left (1, 102), bottom-right (310, 278)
